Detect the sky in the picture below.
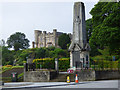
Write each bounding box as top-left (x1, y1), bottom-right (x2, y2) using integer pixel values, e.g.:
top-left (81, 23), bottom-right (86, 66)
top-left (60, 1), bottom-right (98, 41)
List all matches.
top-left (0, 0), bottom-right (98, 48)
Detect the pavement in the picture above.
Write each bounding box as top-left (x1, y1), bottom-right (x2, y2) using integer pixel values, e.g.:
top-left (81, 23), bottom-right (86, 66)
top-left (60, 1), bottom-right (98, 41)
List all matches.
top-left (1, 80), bottom-right (119, 89)
top-left (2, 82), bottom-right (78, 89)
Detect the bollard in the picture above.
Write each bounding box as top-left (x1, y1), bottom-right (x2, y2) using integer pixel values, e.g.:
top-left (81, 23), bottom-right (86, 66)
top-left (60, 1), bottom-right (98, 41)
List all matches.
top-left (67, 76), bottom-right (70, 83)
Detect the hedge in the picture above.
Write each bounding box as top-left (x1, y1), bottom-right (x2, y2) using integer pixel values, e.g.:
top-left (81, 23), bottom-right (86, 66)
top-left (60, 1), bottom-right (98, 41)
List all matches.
top-left (92, 60), bottom-right (120, 70)
top-left (32, 58), bottom-right (70, 70)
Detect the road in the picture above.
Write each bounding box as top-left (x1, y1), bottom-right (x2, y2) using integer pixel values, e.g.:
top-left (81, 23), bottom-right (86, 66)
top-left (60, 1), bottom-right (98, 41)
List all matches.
top-left (46, 80), bottom-right (119, 88)
top-left (4, 80), bottom-right (119, 90)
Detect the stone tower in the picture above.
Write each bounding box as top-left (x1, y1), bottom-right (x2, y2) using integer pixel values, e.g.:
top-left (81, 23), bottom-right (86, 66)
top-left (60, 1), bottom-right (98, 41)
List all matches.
top-left (69, 2), bottom-right (90, 69)
top-left (43, 31), bottom-right (46, 47)
top-left (34, 30), bottom-right (42, 48)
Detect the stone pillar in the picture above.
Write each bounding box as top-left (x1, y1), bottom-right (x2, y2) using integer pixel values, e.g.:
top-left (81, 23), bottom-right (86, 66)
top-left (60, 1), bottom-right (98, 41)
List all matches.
top-left (27, 58), bottom-right (33, 64)
top-left (55, 58), bottom-right (59, 72)
top-left (53, 29), bottom-right (57, 47)
top-left (72, 2), bottom-right (87, 48)
top-left (43, 31), bottom-right (46, 47)
top-left (23, 63), bottom-right (28, 82)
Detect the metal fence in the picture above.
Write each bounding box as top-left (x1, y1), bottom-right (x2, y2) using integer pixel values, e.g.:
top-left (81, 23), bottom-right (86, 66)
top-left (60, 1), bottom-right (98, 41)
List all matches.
top-left (90, 60), bottom-right (120, 71)
top-left (24, 59), bottom-right (120, 71)
top-left (24, 63), bottom-right (36, 71)
top-left (24, 62), bottom-right (55, 71)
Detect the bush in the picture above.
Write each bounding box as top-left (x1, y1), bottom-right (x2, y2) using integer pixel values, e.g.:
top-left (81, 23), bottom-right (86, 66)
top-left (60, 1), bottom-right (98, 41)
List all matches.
top-left (92, 60), bottom-right (119, 70)
top-left (5, 65), bottom-right (13, 67)
top-left (32, 58), bottom-right (70, 71)
top-left (59, 59), bottom-right (70, 71)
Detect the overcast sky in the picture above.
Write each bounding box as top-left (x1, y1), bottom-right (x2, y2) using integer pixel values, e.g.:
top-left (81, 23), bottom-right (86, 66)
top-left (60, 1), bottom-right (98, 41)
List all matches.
top-left (0, 0), bottom-right (98, 48)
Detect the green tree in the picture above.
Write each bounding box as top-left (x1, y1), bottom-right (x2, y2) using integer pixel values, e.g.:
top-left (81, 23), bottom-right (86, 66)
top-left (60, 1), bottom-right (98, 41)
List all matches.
top-left (86, 18), bottom-right (93, 42)
top-left (14, 48), bottom-right (37, 65)
top-left (89, 2), bottom-right (120, 55)
top-left (47, 46), bottom-right (55, 51)
top-left (2, 46), bottom-right (14, 65)
top-left (54, 48), bottom-right (66, 58)
top-left (58, 33), bottom-right (71, 49)
top-left (0, 39), bottom-right (5, 46)
top-left (7, 32), bottom-right (30, 51)
top-left (49, 48), bottom-right (68, 58)
top-left (35, 48), bottom-right (47, 58)
top-left (86, 18), bottom-right (100, 56)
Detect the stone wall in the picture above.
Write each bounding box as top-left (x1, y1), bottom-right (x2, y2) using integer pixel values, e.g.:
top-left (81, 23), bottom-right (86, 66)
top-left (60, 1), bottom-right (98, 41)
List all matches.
top-left (77, 70), bottom-right (120, 81)
top-left (95, 70), bottom-right (120, 80)
top-left (24, 71), bottom-right (58, 82)
top-left (77, 70), bottom-right (96, 81)
top-left (24, 70), bottom-right (120, 82)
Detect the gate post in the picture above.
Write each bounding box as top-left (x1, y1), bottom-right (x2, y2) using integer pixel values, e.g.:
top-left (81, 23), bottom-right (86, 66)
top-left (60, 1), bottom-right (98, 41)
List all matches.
top-left (55, 58), bottom-right (59, 72)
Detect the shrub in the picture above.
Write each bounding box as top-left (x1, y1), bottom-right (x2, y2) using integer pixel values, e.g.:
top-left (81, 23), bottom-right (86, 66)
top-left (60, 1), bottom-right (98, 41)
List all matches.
top-left (32, 58), bottom-right (70, 71)
top-left (92, 60), bottom-right (119, 70)
top-left (5, 65), bottom-right (13, 67)
top-left (59, 59), bottom-right (70, 71)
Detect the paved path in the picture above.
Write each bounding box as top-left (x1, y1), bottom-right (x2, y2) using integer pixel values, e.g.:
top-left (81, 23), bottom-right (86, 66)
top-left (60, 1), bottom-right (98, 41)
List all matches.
top-left (2, 80), bottom-right (119, 89)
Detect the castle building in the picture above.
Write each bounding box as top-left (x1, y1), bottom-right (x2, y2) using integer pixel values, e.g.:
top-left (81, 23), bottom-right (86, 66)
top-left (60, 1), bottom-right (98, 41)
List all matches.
top-left (33, 29), bottom-right (63, 48)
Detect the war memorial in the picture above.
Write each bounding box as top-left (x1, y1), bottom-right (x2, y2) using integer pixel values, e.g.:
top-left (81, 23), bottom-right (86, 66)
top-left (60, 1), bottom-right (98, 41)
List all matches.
top-left (69, 2), bottom-right (90, 69)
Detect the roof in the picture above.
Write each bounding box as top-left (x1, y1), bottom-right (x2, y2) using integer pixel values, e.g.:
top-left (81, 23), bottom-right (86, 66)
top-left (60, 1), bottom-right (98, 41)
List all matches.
top-left (69, 42), bottom-right (90, 51)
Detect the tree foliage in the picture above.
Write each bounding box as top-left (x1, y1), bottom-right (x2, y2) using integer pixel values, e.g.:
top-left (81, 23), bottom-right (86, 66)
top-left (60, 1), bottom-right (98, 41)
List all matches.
top-left (86, 18), bottom-right (93, 42)
top-left (35, 48), bottom-right (47, 58)
top-left (58, 33), bottom-right (71, 49)
top-left (8, 47), bottom-right (70, 65)
top-left (2, 46), bottom-right (14, 65)
top-left (86, 18), bottom-right (100, 56)
top-left (7, 32), bottom-right (30, 51)
top-left (89, 2), bottom-right (120, 55)
top-left (0, 39), bottom-right (5, 46)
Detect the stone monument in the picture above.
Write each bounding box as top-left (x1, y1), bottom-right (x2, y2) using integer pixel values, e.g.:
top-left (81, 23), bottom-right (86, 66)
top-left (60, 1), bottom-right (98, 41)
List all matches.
top-left (69, 2), bottom-right (90, 69)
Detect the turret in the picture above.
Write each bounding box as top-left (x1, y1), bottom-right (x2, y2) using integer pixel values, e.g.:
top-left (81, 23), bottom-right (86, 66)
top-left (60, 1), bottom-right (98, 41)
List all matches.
top-left (53, 29), bottom-right (57, 47)
top-left (43, 31), bottom-right (46, 47)
top-left (34, 30), bottom-right (42, 48)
